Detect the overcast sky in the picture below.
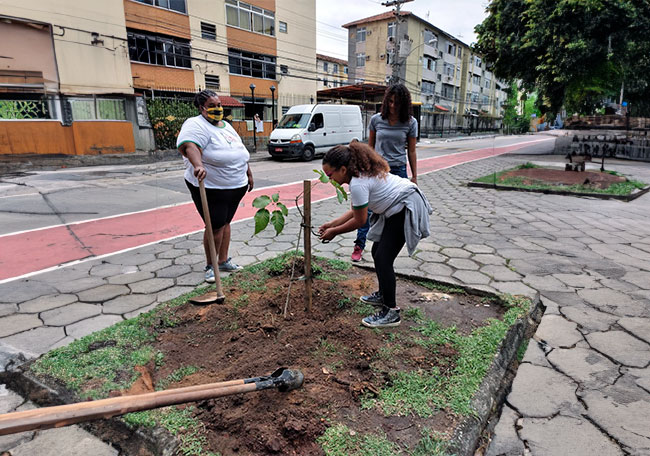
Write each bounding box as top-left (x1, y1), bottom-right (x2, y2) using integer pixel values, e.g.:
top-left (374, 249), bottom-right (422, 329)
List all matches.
top-left (315, 0), bottom-right (490, 60)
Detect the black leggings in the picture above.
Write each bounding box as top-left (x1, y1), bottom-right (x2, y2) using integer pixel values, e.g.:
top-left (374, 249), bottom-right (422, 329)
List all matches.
top-left (371, 209), bottom-right (406, 309)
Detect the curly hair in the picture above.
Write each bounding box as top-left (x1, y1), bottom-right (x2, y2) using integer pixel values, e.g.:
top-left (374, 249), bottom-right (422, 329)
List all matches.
top-left (193, 89), bottom-right (218, 109)
top-left (323, 141), bottom-right (389, 179)
top-left (380, 84), bottom-right (413, 123)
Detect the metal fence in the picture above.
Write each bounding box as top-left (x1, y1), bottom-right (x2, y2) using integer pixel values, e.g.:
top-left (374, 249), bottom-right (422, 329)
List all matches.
top-left (0, 96), bottom-right (50, 119)
top-left (419, 110), bottom-right (502, 138)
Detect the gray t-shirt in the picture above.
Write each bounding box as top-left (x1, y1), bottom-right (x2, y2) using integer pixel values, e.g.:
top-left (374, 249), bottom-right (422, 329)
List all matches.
top-left (369, 113), bottom-right (418, 166)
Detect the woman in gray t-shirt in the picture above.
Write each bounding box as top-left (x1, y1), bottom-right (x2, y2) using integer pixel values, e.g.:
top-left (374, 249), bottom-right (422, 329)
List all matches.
top-left (352, 84), bottom-right (418, 262)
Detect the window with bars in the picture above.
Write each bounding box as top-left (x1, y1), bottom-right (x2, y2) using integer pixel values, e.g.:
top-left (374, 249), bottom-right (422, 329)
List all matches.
top-left (205, 74), bottom-right (220, 90)
top-left (225, 0), bottom-right (275, 36)
top-left (423, 56), bottom-right (435, 71)
top-left (132, 0), bottom-right (186, 14)
top-left (228, 48), bottom-right (276, 79)
top-left (279, 21), bottom-right (287, 33)
top-left (323, 62), bottom-right (329, 72)
top-left (422, 80), bottom-right (435, 94)
top-left (68, 98), bottom-right (126, 120)
top-left (356, 53), bottom-right (365, 67)
top-left (127, 30), bottom-right (191, 68)
top-left (388, 22), bottom-right (396, 38)
top-left (201, 22), bottom-right (216, 40)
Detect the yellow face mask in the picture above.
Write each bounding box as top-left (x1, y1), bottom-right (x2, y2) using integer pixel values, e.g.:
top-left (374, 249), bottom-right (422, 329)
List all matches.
top-left (205, 106), bottom-right (224, 122)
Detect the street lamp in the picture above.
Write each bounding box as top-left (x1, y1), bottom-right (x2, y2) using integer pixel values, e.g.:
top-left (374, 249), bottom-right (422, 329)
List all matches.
top-left (249, 83), bottom-right (256, 152)
top-left (270, 85), bottom-right (276, 128)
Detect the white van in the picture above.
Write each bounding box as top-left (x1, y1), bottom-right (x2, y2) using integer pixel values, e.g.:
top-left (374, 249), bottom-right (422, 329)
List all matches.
top-left (267, 104), bottom-right (363, 161)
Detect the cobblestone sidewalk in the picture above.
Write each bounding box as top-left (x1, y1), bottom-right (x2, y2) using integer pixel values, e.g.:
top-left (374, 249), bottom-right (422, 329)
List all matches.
top-left (1, 155), bottom-right (649, 455)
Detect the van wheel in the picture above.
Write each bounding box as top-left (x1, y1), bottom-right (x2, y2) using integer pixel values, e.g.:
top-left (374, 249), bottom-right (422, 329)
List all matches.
top-left (301, 145), bottom-right (315, 161)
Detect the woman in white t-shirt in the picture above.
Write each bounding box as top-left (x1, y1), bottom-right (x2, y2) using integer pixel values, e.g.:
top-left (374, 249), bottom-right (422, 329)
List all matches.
top-left (319, 141), bottom-right (431, 328)
top-left (177, 90), bottom-right (254, 283)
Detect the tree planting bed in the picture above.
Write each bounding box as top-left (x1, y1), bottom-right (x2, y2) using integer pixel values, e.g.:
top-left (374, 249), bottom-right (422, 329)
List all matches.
top-left (5, 253), bottom-right (541, 456)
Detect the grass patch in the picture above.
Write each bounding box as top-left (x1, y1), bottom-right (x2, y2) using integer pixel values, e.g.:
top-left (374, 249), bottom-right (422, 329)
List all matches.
top-left (364, 294), bottom-right (531, 417)
top-left (156, 365), bottom-right (199, 390)
top-left (403, 307), bottom-right (426, 322)
top-left (412, 428), bottom-right (454, 456)
top-left (123, 406), bottom-right (220, 456)
top-left (474, 166), bottom-right (646, 196)
top-left (318, 423), bottom-right (399, 456)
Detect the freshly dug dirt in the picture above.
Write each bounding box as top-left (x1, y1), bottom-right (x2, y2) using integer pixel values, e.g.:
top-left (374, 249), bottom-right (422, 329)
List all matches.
top-left (115, 259), bottom-right (504, 455)
top-left (501, 168), bottom-right (626, 189)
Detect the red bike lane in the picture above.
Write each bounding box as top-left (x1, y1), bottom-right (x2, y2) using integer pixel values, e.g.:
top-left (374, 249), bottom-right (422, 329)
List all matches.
top-left (0, 138), bottom-right (551, 282)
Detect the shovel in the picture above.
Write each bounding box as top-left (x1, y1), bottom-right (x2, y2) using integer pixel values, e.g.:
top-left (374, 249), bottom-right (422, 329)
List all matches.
top-left (190, 179), bottom-right (225, 305)
top-left (0, 367), bottom-right (304, 436)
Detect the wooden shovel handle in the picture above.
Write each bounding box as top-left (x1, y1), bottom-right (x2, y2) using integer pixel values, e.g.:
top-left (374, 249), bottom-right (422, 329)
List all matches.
top-left (199, 179), bottom-right (224, 300)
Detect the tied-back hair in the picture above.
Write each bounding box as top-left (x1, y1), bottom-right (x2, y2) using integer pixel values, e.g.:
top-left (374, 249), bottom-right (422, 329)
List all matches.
top-left (380, 84), bottom-right (412, 123)
top-left (323, 141), bottom-right (389, 179)
top-left (193, 89), bottom-right (218, 109)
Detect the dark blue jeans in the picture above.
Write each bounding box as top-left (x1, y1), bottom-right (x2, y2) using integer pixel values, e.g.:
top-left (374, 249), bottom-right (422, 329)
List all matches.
top-left (354, 164), bottom-right (408, 250)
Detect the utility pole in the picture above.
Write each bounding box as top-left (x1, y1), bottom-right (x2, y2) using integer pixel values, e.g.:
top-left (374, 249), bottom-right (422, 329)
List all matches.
top-left (383, 0), bottom-right (412, 85)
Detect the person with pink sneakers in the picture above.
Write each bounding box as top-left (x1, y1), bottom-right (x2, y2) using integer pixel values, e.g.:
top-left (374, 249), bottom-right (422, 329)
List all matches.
top-left (351, 84), bottom-right (418, 262)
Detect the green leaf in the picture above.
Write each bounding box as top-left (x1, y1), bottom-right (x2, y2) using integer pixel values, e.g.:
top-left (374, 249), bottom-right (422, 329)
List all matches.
top-left (336, 188), bottom-right (346, 204)
top-left (271, 193), bottom-right (280, 203)
top-left (254, 208), bottom-right (270, 235)
top-left (314, 169), bottom-right (330, 183)
top-left (270, 210), bottom-right (285, 235)
top-left (252, 195), bottom-right (271, 209)
top-left (276, 202), bottom-right (289, 216)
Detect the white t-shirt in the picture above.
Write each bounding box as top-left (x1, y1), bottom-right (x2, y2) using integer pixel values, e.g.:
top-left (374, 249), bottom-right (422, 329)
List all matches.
top-left (177, 115), bottom-right (249, 189)
top-left (349, 173), bottom-right (416, 214)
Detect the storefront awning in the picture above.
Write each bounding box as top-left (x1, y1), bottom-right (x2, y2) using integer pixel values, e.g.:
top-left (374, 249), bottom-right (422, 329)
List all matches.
top-left (219, 95), bottom-right (244, 107)
top-left (434, 104), bottom-right (449, 112)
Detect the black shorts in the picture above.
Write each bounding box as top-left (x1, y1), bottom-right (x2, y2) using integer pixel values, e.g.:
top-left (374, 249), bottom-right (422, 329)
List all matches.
top-left (186, 180), bottom-right (247, 230)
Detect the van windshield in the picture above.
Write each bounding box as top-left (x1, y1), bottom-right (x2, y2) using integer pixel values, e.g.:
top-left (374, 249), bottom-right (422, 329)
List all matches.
top-left (277, 113), bottom-right (311, 129)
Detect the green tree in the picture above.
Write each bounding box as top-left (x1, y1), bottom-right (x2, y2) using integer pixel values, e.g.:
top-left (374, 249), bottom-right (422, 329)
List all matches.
top-left (475, 0), bottom-right (650, 115)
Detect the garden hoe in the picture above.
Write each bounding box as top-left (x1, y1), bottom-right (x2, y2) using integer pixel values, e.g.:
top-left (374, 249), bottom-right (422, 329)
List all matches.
top-left (0, 367), bottom-right (303, 436)
top-left (190, 179), bottom-right (226, 305)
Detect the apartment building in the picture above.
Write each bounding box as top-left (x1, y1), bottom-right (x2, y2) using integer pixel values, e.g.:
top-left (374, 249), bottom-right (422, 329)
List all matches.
top-left (343, 11), bottom-right (507, 134)
top-left (316, 54), bottom-right (348, 90)
top-left (1, 0), bottom-right (317, 152)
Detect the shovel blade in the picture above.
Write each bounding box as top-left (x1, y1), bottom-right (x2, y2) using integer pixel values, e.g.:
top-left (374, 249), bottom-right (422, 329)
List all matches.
top-left (189, 291), bottom-right (225, 305)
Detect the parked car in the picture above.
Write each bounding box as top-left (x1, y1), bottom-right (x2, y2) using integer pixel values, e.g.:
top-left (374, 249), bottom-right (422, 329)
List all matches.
top-left (267, 104), bottom-right (363, 161)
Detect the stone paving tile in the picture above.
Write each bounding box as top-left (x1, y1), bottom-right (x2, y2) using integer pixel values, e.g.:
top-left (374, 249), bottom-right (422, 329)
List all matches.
top-left (447, 258), bottom-right (479, 270)
top-left (174, 254), bottom-right (205, 265)
top-left (128, 278), bottom-right (175, 294)
top-left (547, 347), bottom-right (620, 388)
top-left (7, 424), bottom-right (119, 456)
top-left (66, 315), bottom-right (124, 340)
top-left (0, 314), bottom-right (42, 337)
top-left (586, 331), bottom-right (650, 368)
top-left (522, 274), bottom-right (572, 292)
top-left (618, 317), bottom-right (650, 344)
top-left (578, 288), bottom-right (648, 318)
top-left (0, 303), bottom-right (17, 317)
top-left (560, 304), bottom-right (619, 332)
top-left (553, 273), bottom-right (601, 289)
top-left (156, 249), bottom-right (187, 260)
top-left (620, 270), bottom-right (650, 289)
top-left (107, 271), bottom-right (155, 285)
top-left (0, 326), bottom-right (66, 357)
top-left (440, 247), bottom-right (472, 259)
top-left (507, 363), bottom-right (582, 417)
top-left (18, 294), bottom-right (78, 313)
top-left (155, 286), bottom-right (195, 303)
top-left (480, 265), bottom-right (522, 281)
top-left (89, 263), bottom-right (132, 278)
top-left (102, 294), bottom-right (155, 314)
top-left (519, 415), bottom-right (624, 456)
top-left (77, 284), bottom-right (130, 303)
top-left (138, 258), bottom-right (173, 272)
top-left (40, 303), bottom-right (101, 326)
top-left (491, 281), bottom-right (537, 298)
top-left (472, 254), bottom-right (506, 265)
top-left (55, 277), bottom-right (106, 294)
top-left (155, 264), bottom-right (192, 278)
top-left (535, 315), bottom-right (583, 348)
top-left (452, 270), bottom-right (491, 285)
top-left (0, 280), bottom-right (59, 304)
top-left (521, 340), bottom-right (552, 368)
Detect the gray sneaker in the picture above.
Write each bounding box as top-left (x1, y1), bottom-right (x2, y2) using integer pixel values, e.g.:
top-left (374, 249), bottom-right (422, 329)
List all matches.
top-left (360, 291), bottom-right (383, 306)
top-left (361, 307), bottom-right (401, 328)
top-left (204, 265), bottom-right (215, 283)
top-left (218, 257), bottom-right (242, 272)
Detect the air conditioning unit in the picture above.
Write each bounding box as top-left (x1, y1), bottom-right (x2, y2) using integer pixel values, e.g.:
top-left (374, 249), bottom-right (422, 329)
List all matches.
top-left (366, 55), bottom-right (371, 61)
top-left (387, 36), bottom-right (394, 43)
top-left (380, 54), bottom-right (385, 60)
top-left (367, 30), bottom-right (372, 36)
top-left (444, 75), bottom-right (453, 83)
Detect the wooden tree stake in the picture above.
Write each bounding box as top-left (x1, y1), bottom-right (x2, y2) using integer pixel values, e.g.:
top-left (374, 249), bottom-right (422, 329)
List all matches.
top-left (303, 180), bottom-right (313, 313)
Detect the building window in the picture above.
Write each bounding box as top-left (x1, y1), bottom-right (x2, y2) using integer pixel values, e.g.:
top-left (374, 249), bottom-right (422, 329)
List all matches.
top-left (356, 53), bottom-right (365, 67)
top-left (133, 0), bottom-right (186, 14)
top-left (387, 22), bottom-right (396, 38)
top-left (323, 62), bottom-right (329, 72)
top-left (485, 78), bottom-right (491, 89)
top-left (69, 98), bottom-right (126, 120)
top-left (482, 95), bottom-right (489, 104)
top-left (323, 78), bottom-right (329, 87)
top-left (356, 26), bottom-right (366, 42)
top-left (447, 42), bottom-right (456, 55)
top-left (457, 47), bottom-right (462, 58)
top-left (201, 22), bottom-right (216, 40)
top-left (423, 56), bottom-right (435, 71)
top-left (205, 74), bottom-right (220, 90)
top-left (475, 56), bottom-right (482, 68)
top-left (279, 21), bottom-right (287, 33)
top-left (443, 62), bottom-right (454, 77)
top-left (441, 83), bottom-right (454, 99)
top-left (225, 0), bottom-right (275, 36)
top-left (423, 29), bottom-right (436, 46)
top-left (344, 66), bottom-right (348, 74)
top-left (333, 63), bottom-right (338, 73)
top-left (472, 92), bottom-right (479, 102)
top-left (228, 48), bottom-right (276, 79)
top-left (127, 30), bottom-right (191, 68)
top-left (422, 80), bottom-right (435, 94)
top-left (280, 64), bottom-right (288, 74)
top-left (473, 75), bottom-right (481, 85)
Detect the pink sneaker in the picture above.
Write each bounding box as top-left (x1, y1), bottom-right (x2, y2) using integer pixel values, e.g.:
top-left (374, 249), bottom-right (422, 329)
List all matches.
top-left (351, 245), bottom-right (363, 262)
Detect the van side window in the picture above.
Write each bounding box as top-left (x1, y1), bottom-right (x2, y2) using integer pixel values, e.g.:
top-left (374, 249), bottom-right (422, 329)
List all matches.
top-left (311, 113), bottom-right (324, 130)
